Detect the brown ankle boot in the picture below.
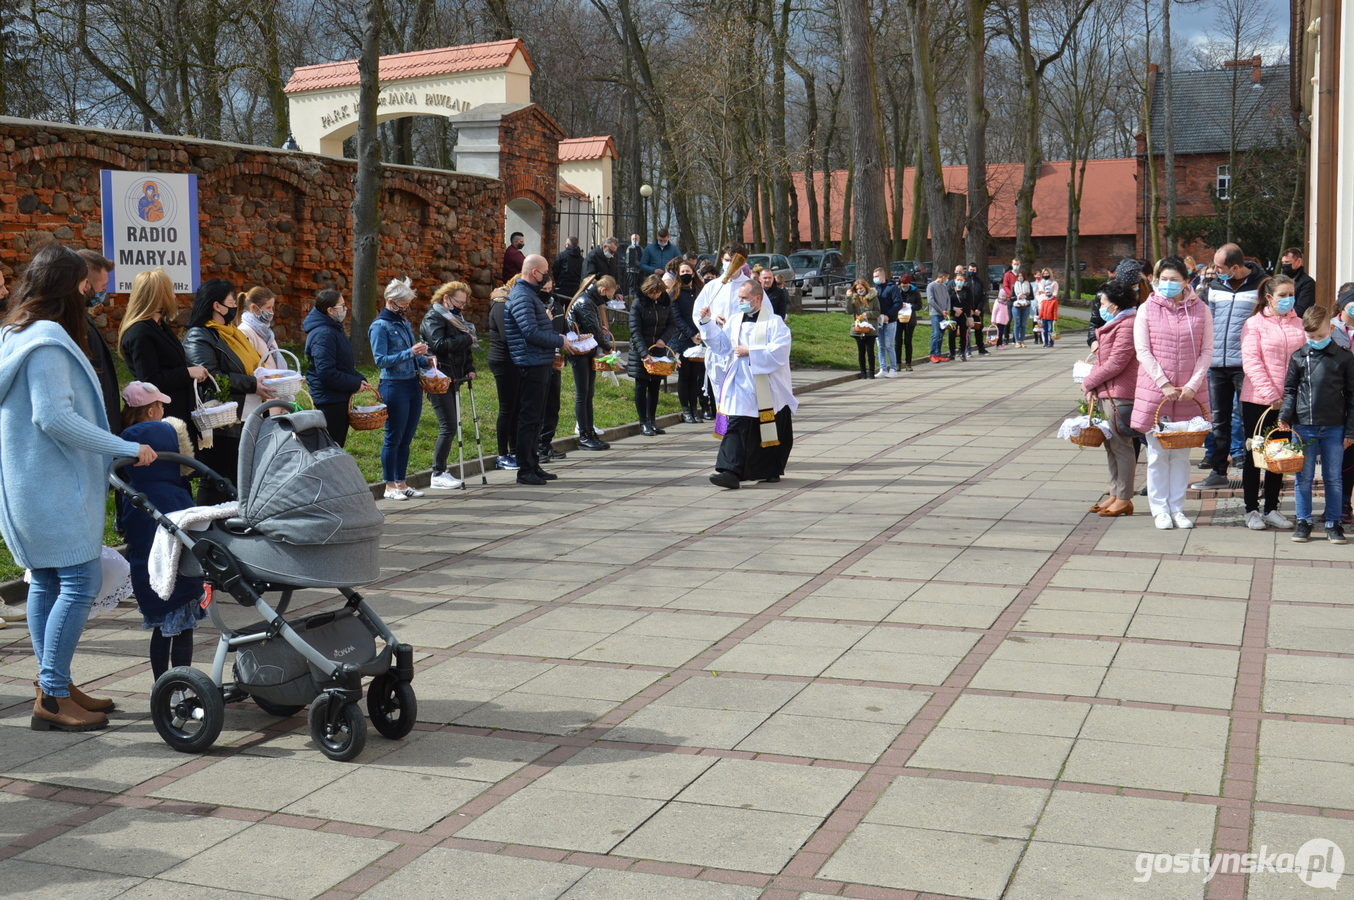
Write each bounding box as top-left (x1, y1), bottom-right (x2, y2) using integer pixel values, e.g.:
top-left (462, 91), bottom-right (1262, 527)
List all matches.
top-left (34, 680), bottom-right (115, 713)
top-left (31, 690), bottom-right (108, 732)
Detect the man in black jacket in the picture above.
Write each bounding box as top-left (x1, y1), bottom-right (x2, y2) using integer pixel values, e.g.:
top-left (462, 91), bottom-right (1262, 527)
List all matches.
top-left (1282, 248), bottom-right (1318, 316)
top-left (553, 236), bottom-right (585, 299)
top-left (77, 249), bottom-right (122, 434)
top-left (966, 262), bottom-right (990, 356)
top-left (947, 265), bottom-right (974, 361)
top-left (757, 267), bottom-right (789, 319)
top-left (623, 234), bottom-right (643, 296)
top-left (584, 237), bottom-right (620, 289)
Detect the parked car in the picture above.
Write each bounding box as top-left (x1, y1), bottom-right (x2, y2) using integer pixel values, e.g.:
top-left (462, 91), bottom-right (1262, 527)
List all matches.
top-left (747, 253), bottom-right (796, 284)
top-left (789, 249), bottom-right (847, 291)
top-left (988, 265), bottom-right (1007, 295)
top-left (843, 262), bottom-right (856, 282)
top-left (892, 260), bottom-right (923, 280)
top-left (921, 261), bottom-right (934, 281)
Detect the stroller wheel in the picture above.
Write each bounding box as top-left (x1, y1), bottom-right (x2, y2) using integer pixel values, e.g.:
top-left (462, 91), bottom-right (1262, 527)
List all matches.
top-left (308, 693), bottom-right (367, 762)
top-left (151, 666), bottom-right (224, 754)
top-left (367, 674), bottom-right (417, 740)
top-left (251, 695), bottom-right (305, 718)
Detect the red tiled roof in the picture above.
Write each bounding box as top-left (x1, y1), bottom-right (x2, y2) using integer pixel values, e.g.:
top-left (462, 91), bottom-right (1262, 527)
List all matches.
top-left (284, 39), bottom-right (532, 94)
top-left (745, 158), bottom-right (1138, 242)
top-left (559, 180), bottom-right (590, 201)
top-left (558, 136), bottom-right (617, 162)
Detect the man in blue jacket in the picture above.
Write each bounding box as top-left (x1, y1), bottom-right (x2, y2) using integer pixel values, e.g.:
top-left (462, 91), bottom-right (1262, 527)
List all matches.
top-left (505, 254), bottom-right (581, 485)
top-left (640, 229), bottom-right (681, 275)
top-left (1192, 243), bottom-right (1265, 490)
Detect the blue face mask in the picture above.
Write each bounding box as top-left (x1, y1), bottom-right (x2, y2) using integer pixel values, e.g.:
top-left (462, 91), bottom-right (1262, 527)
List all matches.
top-left (738, 300), bottom-right (754, 314)
top-left (1309, 336), bottom-right (1333, 350)
top-left (1100, 305), bottom-right (1118, 323)
top-left (1157, 280), bottom-right (1183, 298)
top-left (1274, 295), bottom-right (1296, 315)
top-left (87, 291), bottom-right (108, 307)
top-left (874, 278), bottom-right (884, 286)
top-left (1216, 269), bottom-right (1232, 283)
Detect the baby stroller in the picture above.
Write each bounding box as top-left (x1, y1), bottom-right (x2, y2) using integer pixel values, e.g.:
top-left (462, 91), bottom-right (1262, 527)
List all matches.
top-left (109, 401), bottom-right (416, 761)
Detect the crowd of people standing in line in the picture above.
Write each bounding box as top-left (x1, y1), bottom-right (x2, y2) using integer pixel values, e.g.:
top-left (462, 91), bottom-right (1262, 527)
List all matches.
top-left (1081, 244), bottom-right (1353, 542)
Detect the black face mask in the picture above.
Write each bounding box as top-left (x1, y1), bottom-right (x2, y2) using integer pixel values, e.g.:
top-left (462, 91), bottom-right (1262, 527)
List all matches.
top-left (218, 303), bottom-right (237, 325)
top-left (679, 273), bottom-right (693, 285)
top-left (1281, 264), bottom-right (1295, 276)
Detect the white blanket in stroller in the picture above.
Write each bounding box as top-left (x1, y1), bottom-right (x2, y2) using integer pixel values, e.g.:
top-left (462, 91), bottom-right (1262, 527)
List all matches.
top-left (150, 502), bottom-right (239, 600)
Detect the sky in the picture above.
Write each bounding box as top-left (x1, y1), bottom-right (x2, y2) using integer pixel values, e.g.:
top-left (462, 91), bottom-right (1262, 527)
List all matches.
top-left (1169, 0), bottom-right (1291, 62)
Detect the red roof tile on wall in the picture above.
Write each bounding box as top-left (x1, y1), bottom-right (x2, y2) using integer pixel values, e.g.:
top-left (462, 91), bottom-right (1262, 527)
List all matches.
top-left (284, 39), bottom-right (531, 94)
top-left (558, 136), bottom-right (617, 162)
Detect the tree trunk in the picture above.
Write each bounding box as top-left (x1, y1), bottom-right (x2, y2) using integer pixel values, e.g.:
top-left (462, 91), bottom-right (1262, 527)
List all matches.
top-left (1142, 0), bottom-right (1160, 259)
top-left (790, 61), bottom-right (822, 248)
top-left (1161, 0), bottom-right (1176, 250)
top-left (1013, 0), bottom-right (1041, 267)
top-left (257, 0), bottom-right (290, 147)
top-left (965, 0), bottom-right (993, 269)
top-left (769, 0), bottom-right (792, 254)
top-left (837, 0), bottom-right (891, 278)
top-left (820, 90), bottom-right (840, 249)
top-left (350, 0), bottom-right (382, 365)
top-left (840, 159), bottom-right (854, 259)
top-left (906, 0), bottom-right (959, 275)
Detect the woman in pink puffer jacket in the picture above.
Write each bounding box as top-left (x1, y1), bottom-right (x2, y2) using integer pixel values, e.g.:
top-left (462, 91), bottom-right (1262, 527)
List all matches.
top-left (1133, 259), bottom-right (1213, 529)
top-left (1239, 274), bottom-right (1304, 530)
top-left (1083, 281), bottom-right (1142, 517)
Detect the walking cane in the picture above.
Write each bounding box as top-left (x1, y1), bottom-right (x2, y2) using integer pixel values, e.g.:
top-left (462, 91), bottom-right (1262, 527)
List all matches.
top-left (454, 383), bottom-right (466, 491)
top-left (465, 377), bottom-right (488, 485)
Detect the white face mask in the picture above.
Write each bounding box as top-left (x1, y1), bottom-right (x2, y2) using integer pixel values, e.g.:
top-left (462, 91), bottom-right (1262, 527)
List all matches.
top-left (330, 306), bottom-right (347, 322)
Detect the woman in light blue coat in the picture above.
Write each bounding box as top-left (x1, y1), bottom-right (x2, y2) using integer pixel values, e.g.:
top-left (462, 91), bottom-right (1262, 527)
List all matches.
top-left (0, 244), bottom-right (156, 732)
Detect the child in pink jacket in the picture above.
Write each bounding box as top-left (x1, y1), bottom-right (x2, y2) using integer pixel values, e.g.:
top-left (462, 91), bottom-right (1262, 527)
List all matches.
top-left (1133, 258), bottom-right (1213, 529)
top-left (1239, 274), bottom-right (1305, 530)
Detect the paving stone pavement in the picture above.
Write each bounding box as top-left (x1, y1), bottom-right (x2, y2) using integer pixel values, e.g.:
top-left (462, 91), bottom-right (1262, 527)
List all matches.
top-left (2, 342), bottom-right (1351, 899)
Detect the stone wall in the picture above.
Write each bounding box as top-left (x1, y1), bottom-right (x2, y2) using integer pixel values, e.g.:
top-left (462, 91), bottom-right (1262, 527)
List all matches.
top-left (0, 117), bottom-right (506, 344)
top-left (498, 105), bottom-right (565, 257)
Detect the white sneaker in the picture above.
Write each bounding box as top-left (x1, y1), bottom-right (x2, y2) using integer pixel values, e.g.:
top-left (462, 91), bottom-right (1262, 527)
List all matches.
top-left (1245, 510), bottom-right (1268, 531)
top-left (383, 490), bottom-right (409, 501)
top-left (884, 369), bottom-right (896, 378)
top-left (0, 601), bottom-right (27, 622)
top-left (1171, 512), bottom-right (1194, 529)
top-left (430, 473), bottom-right (462, 490)
top-left (402, 487), bottom-right (425, 499)
top-left (873, 371), bottom-right (885, 379)
top-left (1154, 514), bottom-right (1175, 530)
top-left (1263, 510), bottom-right (1292, 530)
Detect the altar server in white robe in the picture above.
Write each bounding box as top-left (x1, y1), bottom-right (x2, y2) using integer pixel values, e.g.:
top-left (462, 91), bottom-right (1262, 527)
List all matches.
top-left (700, 280), bottom-right (797, 488)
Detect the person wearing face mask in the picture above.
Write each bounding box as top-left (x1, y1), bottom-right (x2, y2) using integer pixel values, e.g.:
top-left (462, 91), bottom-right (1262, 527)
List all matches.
top-left (1193, 243), bottom-right (1267, 490)
top-left (967, 263), bottom-right (990, 356)
top-left (1280, 248), bottom-right (1317, 316)
top-left (874, 269), bottom-right (902, 377)
top-left (584, 237), bottom-right (621, 292)
top-left (238, 286), bottom-right (280, 370)
top-left (185, 278), bottom-right (277, 504)
top-left (641, 228), bottom-right (682, 275)
top-left (629, 274), bottom-right (677, 434)
top-left (1035, 268), bottom-right (1059, 348)
top-left (700, 280), bottom-right (796, 488)
top-left (421, 281), bottom-right (478, 489)
top-left (506, 255), bottom-right (581, 484)
top-left (670, 263), bottom-right (708, 423)
top-left (370, 278), bottom-right (434, 500)
top-left (303, 289), bottom-right (369, 448)
top-left (1277, 306), bottom-right (1354, 544)
top-left (120, 269), bottom-right (211, 445)
top-left (1010, 265), bottom-right (1032, 348)
top-left (502, 232), bottom-right (527, 283)
top-left (1131, 258), bottom-right (1213, 530)
top-left (569, 275), bottom-right (618, 448)
top-left (947, 267), bottom-right (973, 361)
top-left (895, 275), bottom-right (918, 371)
top-left (1237, 275), bottom-right (1305, 531)
top-left (624, 234), bottom-right (644, 296)
top-left (849, 278), bottom-right (880, 378)
top-left (76, 250), bottom-right (121, 435)
top-left (927, 272), bottom-right (951, 363)
top-left (1082, 281), bottom-right (1141, 518)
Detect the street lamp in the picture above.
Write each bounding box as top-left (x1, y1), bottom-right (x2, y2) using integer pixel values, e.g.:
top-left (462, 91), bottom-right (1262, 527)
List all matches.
top-left (281, 133), bottom-right (300, 151)
top-left (639, 183), bottom-right (653, 246)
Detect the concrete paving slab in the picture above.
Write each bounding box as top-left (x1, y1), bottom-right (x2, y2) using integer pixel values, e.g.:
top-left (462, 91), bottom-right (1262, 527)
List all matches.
top-left (455, 786), bottom-right (663, 853)
top-left (357, 847), bottom-right (585, 900)
top-left (820, 821), bottom-right (1026, 899)
top-left (863, 776), bottom-right (1049, 838)
top-left (17, 807), bottom-right (250, 877)
top-left (613, 801), bottom-right (820, 874)
top-left (0, 859), bottom-right (141, 900)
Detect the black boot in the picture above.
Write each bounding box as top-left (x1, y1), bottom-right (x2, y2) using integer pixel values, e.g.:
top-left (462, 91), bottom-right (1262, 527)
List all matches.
top-left (650, 420), bottom-right (666, 435)
top-left (641, 422), bottom-right (657, 436)
top-left (681, 408), bottom-right (697, 424)
top-left (579, 431), bottom-right (609, 451)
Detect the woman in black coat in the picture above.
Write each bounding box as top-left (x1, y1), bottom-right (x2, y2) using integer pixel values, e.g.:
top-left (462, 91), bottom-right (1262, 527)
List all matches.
top-left (568, 275), bottom-right (617, 451)
top-left (486, 286), bottom-right (519, 468)
top-left (303, 289), bottom-right (369, 447)
top-left (669, 262), bottom-right (708, 423)
top-left (629, 273), bottom-right (677, 436)
top-left (420, 280), bottom-right (478, 488)
top-left (118, 269), bottom-right (210, 435)
top-left (183, 279), bottom-right (275, 503)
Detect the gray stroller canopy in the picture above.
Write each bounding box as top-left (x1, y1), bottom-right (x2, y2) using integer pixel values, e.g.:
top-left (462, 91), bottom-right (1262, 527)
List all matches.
top-left (238, 406), bottom-right (384, 545)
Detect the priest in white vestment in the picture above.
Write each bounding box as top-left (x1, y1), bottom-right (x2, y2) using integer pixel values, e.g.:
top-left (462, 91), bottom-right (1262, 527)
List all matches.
top-left (699, 280), bottom-right (797, 488)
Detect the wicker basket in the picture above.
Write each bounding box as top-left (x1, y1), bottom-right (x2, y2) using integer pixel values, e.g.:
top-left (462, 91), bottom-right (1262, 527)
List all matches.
top-left (593, 356), bottom-right (623, 373)
top-left (347, 385), bottom-right (388, 431)
top-left (551, 352), bottom-right (567, 371)
top-left (1262, 427), bottom-right (1306, 474)
top-left (256, 348), bottom-right (304, 402)
top-left (191, 381), bottom-right (239, 432)
top-left (642, 345), bottom-right (677, 377)
top-left (420, 369), bottom-right (451, 394)
top-left (1068, 400), bottom-right (1107, 448)
top-left (1153, 397), bottom-right (1210, 449)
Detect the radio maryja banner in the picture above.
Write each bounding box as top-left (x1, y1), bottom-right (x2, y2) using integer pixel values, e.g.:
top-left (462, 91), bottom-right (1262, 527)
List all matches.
top-left (100, 171), bottom-right (201, 294)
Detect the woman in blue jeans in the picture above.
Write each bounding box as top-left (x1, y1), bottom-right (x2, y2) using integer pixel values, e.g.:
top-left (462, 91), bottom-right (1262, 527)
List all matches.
top-left (0, 244), bottom-right (156, 731)
top-left (369, 278), bottom-right (433, 501)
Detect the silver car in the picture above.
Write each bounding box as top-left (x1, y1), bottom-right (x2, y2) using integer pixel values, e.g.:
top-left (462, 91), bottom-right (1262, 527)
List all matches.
top-left (747, 253), bottom-right (795, 284)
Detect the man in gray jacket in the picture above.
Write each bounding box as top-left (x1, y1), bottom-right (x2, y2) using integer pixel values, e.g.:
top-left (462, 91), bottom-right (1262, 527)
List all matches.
top-left (1193, 243), bottom-right (1265, 490)
top-left (927, 275), bottom-right (951, 363)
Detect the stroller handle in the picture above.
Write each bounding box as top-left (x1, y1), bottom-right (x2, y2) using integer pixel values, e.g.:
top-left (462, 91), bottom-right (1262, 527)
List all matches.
top-left (110, 453), bottom-right (237, 532)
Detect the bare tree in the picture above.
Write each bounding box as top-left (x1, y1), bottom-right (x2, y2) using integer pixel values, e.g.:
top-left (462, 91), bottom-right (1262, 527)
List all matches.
top-left (837, 0), bottom-right (889, 274)
top-left (350, 0), bottom-right (382, 363)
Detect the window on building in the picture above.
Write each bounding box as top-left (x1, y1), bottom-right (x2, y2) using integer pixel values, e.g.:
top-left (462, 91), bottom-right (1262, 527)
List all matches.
top-left (1217, 165), bottom-right (1231, 200)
